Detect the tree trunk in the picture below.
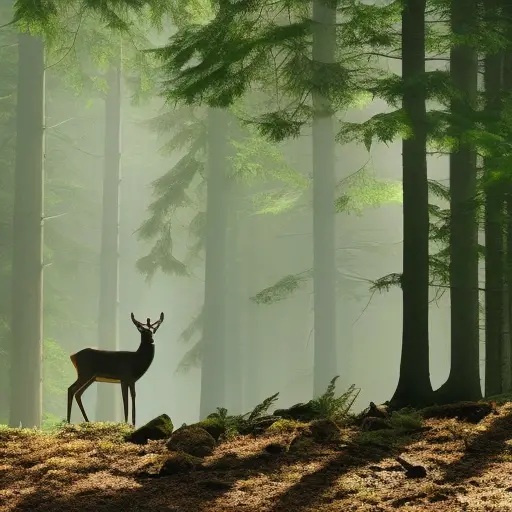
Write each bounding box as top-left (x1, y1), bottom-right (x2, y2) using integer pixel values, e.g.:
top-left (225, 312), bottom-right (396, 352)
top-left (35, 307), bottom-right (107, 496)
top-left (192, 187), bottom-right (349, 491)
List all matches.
top-left (483, 47), bottom-right (504, 397)
top-left (311, 0), bottom-right (337, 397)
top-left (437, 0), bottom-right (482, 402)
top-left (390, 0), bottom-right (434, 407)
top-left (199, 107), bottom-right (229, 419)
top-left (224, 180), bottom-right (243, 415)
top-left (503, 12), bottom-right (512, 391)
top-left (95, 60), bottom-right (122, 422)
top-left (9, 32), bottom-right (45, 428)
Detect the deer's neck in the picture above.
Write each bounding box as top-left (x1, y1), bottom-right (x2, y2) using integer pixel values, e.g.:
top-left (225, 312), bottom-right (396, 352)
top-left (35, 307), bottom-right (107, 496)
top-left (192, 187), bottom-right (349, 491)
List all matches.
top-left (134, 342), bottom-right (155, 379)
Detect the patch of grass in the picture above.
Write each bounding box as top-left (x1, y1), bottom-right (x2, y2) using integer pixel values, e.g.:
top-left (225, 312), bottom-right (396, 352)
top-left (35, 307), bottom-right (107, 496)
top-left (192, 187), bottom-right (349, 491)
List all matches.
top-left (54, 422), bottom-right (134, 443)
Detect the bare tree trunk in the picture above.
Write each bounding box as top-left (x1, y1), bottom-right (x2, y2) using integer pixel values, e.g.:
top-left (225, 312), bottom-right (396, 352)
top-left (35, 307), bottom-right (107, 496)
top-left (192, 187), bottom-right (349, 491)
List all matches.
top-left (437, 0), bottom-right (482, 402)
top-left (312, 0), bottom-right (337, 397)
top-left (483, 44), bottom-right (504, 397)
top-left (390, 0), bottom-right (433, 407)
top-left (199, 107), bottom-right (229, 419)
top-left (9, 32), bottom-right (45, 428)
top-left (225, 180), bottom-right (243, 414)
top-left (95, 59), bottom-right (122, 422)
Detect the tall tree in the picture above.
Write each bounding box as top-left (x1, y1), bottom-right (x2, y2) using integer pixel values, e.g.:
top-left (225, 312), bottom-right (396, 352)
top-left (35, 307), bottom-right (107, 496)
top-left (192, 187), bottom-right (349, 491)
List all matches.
top-left (483, 22), bottom-right (504, 396)
top-left (502, 0), bottom-right (512, 393)
top-left (95, 56), bottom-right (122, 422)
top-left (311, 0), bottom-right (337, 397)
top-left (389, 0), bottom-right (433, 407)
top-left (9, 31), bottom-right (45, 428)
top-left (436, 0), bottom-right (482, 402)
top-left (200, 107), bottom-right (229, 418)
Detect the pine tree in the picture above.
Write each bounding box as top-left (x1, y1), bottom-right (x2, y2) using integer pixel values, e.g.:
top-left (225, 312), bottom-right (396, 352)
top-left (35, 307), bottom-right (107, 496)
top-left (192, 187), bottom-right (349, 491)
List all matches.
top-left (483, 0), bottom-right (504, 396)
top-left (435, 0), bottom-right (482, 402)
top-left (389, 0), bottom-right (434, 407)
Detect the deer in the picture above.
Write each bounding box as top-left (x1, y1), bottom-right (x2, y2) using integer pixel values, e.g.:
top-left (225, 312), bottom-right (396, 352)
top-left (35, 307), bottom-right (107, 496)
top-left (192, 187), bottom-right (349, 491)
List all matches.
top-left (67, 312), bottom-right (164, 426)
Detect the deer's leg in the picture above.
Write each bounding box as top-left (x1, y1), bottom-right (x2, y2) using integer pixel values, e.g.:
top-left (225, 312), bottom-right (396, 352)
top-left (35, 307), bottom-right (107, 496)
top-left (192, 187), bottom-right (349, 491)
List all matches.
top-left (74, 377), bottom-right (95, 423)
top-left (67, 380), bottom-right (81, 423)
top-left (129, 383), bottom-right (136, 426)
top-left (121, 382), bottom-right (129, 423)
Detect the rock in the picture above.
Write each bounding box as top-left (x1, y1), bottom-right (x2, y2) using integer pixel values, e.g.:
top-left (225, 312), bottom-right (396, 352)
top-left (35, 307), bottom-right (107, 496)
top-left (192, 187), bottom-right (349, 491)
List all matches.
top-left (367, 402), bottom-right (389, 419)
top-left (158, 452), bottom-right (201, 476)
top-left (288, 434), bottom-right (316, 453)
top-left (125, 414), bottom-right (174, 445)
top-left (238, 415), bottom-right (282, 436)
top-left (361, 416), bottom-right (392, 432)
top-left (310, 419), bottom-right (341, 444)
top-left (196, 418), bottom-right (225, 441)
top-left (166, 425), bottom-right (216, 458)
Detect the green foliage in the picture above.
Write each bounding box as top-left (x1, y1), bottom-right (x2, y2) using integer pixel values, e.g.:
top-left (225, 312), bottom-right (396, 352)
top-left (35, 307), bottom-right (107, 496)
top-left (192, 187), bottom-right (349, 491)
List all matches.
top-left (309, 377), bottom-right (359, 422)
top-left (251, 272), bottom-right (312, 305)
top-left (14, 0), bottom-right (170, 32)
top-left (335, 169), bottom-right (402, 214)
top-left (205, 392), bottom-right (280, 439)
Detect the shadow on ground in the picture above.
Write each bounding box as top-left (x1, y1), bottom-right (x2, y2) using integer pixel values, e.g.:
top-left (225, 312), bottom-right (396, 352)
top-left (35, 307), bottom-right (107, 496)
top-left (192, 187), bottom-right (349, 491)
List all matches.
top-left (7, 428), bottom-right (421, 512)
top-left (441, 407), bottom-right (512, 485)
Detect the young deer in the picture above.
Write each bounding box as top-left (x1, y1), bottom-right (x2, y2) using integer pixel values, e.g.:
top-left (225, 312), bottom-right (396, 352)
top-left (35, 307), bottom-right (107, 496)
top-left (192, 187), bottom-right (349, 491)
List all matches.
top-left (67, 312), bottom-right (164, 426)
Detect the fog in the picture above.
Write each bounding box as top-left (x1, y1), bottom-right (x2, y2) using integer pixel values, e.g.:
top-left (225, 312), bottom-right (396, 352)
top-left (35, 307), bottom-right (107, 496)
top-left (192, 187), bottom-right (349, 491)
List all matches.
top-left (0, 3), bottom-right (486, 430)
top-left (54, 70), bottom-right (452, 426)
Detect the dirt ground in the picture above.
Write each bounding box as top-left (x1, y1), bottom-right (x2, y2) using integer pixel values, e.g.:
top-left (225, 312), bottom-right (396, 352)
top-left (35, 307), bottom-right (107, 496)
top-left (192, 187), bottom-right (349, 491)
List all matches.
top-left (2, 404), bottom-right (512, 511)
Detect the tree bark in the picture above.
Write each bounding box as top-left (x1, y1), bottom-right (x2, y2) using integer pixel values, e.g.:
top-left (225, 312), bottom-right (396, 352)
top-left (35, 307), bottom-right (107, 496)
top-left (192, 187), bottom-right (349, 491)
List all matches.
top-left (224, 180), bottom-right (243, 415)
top-left (312, 0), bottom-right (338, 397)
top-left (390, 0), bottom-right (434, 407)
top-left (95, 60), bottom-right (122, 422)
top-left (437, 0), bottom-right (482, 402)
top-left (9, 32), bottom-right (45, 428)
top-left (503, 3), bottom-right (512, 391)
top-left (483, 46), bottom-right (504, 397)
top-left (199, 107), bottom-right (229, 419)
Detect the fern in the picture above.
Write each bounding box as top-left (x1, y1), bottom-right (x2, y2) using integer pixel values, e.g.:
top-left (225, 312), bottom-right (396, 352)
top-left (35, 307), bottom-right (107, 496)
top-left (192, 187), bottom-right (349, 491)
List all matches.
top-left (310, 377), bottom-right (360, 421)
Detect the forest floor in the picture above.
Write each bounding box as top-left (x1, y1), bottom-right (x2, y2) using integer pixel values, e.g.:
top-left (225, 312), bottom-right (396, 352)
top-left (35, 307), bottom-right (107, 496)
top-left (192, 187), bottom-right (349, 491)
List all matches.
top-left (2, 403), bottom-right (512, 512)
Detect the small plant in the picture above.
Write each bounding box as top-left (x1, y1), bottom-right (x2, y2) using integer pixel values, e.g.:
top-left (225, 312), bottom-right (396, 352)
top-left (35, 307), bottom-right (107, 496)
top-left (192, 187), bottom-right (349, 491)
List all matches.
top-left (310, 377), bottom-right (360, 422)
top-left (206, 392), bottom-right (280, 439)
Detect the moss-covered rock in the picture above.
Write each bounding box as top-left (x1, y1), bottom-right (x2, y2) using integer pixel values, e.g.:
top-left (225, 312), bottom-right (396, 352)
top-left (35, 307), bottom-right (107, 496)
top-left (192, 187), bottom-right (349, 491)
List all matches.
top-left (155, 452), bottom-right (202, 477)
top-left (166, 425), bottom-right (216, 458)
top-left (267, 418), bottom-right (304, 433)
top-left (361, 416), bottom-right (392, 432)
top-left (309, 419), bottom-right (341, 444)
top-left (288, 434), bottom-right (316, 453)
top-left (125, 414), bottom-right (174, 445)
top-left (196, 417), bottom-right (225, 441)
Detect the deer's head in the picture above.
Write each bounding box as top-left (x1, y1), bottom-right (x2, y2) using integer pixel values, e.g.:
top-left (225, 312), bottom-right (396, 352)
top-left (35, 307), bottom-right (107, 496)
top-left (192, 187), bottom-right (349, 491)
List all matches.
top-left (131, 312), bottom-right (164, 344)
